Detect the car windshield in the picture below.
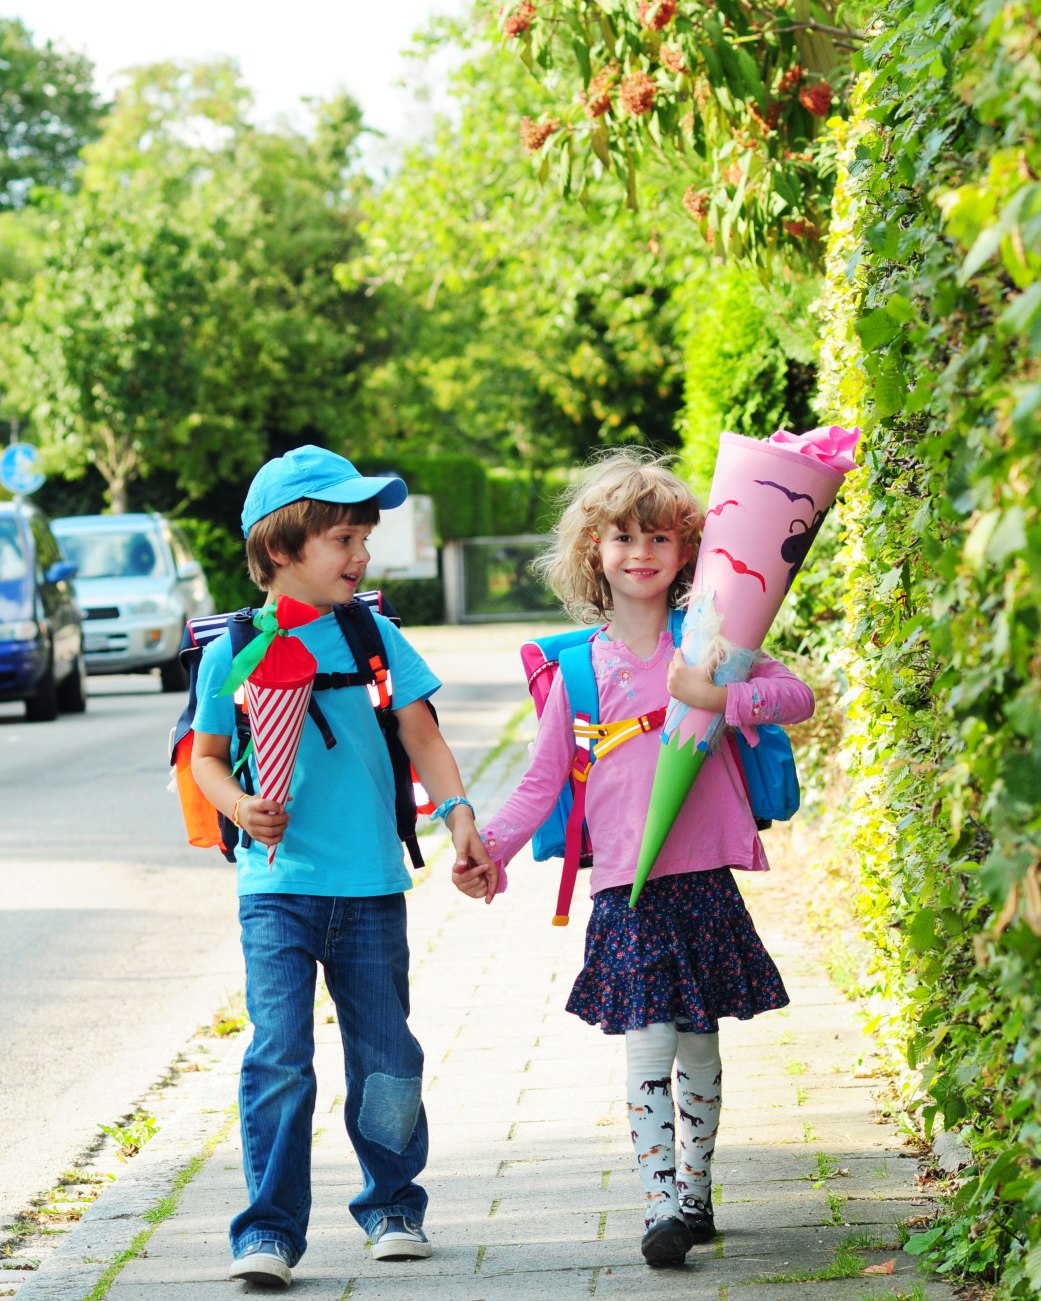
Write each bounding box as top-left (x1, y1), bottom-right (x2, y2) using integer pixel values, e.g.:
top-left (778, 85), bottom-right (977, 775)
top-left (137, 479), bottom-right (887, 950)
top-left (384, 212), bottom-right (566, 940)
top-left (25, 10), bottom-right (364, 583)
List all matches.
top-left (0, 518), bottom-right (28, 581)
top-left (58, 529), bottom-right (165, 580)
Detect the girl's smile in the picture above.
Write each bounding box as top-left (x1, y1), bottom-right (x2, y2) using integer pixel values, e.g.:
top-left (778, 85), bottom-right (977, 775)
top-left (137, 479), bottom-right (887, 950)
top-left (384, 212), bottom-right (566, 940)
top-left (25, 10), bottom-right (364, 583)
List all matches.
top-left (598, 520), bottom-right (689, 607)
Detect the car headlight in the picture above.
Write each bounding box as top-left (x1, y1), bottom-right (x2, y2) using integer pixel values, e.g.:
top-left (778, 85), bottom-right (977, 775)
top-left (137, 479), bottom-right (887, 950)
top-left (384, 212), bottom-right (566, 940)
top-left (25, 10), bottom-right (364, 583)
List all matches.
top-left (0, 619), bottom-right (41, 642)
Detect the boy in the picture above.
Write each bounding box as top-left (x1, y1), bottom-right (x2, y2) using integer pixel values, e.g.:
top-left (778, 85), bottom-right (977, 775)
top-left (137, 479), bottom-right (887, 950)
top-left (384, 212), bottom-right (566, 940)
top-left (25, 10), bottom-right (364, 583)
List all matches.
top-left (191, 445), bottom-right (495, 1289)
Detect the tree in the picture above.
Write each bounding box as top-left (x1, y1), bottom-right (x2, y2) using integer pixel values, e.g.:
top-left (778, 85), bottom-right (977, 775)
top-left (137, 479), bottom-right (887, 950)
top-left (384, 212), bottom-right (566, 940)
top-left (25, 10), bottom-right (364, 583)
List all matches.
top-left (494, 0), bottom-right (866, 264)
top-left (0, 18), bottom-right (104, 208)
top-left (341, 14), bottom-right (700, 487)
top-left (3, 62), bottom-right (379, 509)
top-left (7, 188), bottom-right (219, 511)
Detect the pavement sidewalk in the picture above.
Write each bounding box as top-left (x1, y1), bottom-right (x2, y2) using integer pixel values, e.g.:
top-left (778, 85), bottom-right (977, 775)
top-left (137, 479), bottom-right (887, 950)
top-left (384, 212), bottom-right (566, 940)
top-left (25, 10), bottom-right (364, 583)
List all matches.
top-left (5, 627), bottom-right (959, 1301)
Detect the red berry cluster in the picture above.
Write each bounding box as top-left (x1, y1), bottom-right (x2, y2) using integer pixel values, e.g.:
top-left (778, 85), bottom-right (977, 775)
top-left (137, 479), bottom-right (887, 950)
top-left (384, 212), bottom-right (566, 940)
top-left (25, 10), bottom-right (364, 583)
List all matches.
top-left (504, 1), bottom-right (536, 38)
top-left (582, 64), bottom-right (618, 118)
top-left (619, 70), bottom-right (657, 116)
top-left (750, 100), bottom-right (781, 132)
top-left (638, 0), bottom-right (678, 29)
top-left (682, 187), bottom-right (710, 219)
top-left (520, 115), bottom-right (559, 153)
top-left (659, 44), bottom-right (687, 75)
top-left (777, 64), bottom-right (803, 93)
top-left (798, 82), bottom-right (833, 117)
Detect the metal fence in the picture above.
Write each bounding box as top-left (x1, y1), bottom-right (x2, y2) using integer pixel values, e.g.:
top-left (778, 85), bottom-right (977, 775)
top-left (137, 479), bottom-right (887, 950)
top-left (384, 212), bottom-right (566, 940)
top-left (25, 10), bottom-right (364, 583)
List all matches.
top-left (442, 535), bottom-right (564, 624)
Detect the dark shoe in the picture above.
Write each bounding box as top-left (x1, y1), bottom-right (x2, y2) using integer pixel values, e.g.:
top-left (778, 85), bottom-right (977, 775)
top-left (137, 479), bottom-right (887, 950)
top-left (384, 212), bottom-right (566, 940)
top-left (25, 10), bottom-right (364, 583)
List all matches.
top-left (229, 1239), bottom-right (292, 1288)
top-left (370, 1215), bottom-right (432, 1261)
top-left (640, 1215), bottom-right (695, 1267)
top-left (681, 1194), bottom-right (717, 1243)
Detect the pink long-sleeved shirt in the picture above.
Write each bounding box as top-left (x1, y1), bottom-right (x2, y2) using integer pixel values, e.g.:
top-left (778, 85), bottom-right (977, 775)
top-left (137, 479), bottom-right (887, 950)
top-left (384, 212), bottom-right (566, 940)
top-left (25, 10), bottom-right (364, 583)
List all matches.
top-left (480, 629), bottom-right (815, 896)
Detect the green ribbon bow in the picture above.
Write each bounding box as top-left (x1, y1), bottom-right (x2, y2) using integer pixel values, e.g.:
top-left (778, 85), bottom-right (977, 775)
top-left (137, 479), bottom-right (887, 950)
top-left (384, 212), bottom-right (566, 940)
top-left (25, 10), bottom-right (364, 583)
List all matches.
top-left (217, 604), bottom-right (283, 697)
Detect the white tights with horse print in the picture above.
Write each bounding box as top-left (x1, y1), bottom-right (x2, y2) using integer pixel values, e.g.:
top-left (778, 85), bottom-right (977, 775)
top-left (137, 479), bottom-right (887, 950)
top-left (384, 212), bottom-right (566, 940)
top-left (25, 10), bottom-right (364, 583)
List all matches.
top-left (625, 1021), bottom-right (721, 1228)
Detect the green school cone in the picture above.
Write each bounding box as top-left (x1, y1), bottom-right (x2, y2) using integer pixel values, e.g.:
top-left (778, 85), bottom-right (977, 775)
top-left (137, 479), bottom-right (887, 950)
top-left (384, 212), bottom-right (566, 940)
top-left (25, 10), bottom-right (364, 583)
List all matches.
top-left (629, 734), bottom-right (709, 908)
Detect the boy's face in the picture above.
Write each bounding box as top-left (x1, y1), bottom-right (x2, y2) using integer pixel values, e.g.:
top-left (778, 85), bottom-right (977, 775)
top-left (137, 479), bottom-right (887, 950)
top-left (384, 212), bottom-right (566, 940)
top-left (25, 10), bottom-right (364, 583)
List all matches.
top-left (268, 515), bottom-right (373, 613)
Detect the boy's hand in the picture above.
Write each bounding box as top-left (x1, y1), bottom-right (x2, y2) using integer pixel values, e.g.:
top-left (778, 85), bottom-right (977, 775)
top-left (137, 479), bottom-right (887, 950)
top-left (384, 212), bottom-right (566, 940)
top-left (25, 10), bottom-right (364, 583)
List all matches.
top-left (452, 857), bottom-right (499, 903)
top-left (236, 795), bottom-right (290, 847)
top-left (447, 814), bottom-right (498, 904)
top-left (667, 649), bottom-right (728, 713)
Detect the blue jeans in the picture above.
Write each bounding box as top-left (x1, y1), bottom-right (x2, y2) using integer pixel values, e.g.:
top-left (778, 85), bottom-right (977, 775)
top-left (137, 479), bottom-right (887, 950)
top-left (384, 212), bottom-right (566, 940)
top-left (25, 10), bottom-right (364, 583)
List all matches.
top-left (230, 893), bottom-right (428, 1265)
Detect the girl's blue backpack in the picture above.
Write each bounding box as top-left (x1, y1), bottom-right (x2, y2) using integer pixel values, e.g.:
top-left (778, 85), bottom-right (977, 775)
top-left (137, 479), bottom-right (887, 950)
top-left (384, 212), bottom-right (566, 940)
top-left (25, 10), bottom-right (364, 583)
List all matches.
top-left (519, 612), bottom-right (799, 923)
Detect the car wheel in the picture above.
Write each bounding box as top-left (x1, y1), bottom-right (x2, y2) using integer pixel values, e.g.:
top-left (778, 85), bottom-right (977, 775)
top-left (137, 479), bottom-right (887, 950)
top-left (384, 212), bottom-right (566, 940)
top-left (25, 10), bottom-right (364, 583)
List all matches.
top-left (57, 650), bottom-right (89, 714)
top-left (25, 653), bottom-right (59, 722)
top-left (160, 656), bottom-right (189, 693)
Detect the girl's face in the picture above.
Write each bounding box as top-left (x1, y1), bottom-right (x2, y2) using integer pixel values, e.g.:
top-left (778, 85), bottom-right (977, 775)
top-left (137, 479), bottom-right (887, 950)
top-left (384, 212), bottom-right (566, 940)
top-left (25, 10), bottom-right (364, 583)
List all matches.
top-left (597, 517), bottom-right (690, 610)
top-left (268, 519), bottom-right (372, 613)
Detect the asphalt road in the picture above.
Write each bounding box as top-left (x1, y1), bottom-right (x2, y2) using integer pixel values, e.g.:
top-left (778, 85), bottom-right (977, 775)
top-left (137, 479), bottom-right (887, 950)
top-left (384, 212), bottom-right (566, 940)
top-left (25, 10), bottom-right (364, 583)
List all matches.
top-left (0, 623), bottom-right (546, 1235)
top-left (0, 672), bottom-right (244, 1230)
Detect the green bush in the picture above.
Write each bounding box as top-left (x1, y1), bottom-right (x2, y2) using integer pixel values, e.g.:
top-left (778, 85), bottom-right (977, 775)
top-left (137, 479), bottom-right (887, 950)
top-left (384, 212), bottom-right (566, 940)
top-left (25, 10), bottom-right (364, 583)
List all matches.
top-left (678, 265), bottom-right (820, 497)
top-left (376, 577), bottom-right (445, 627)
top-left (354, 454), bottom-right (491, 541)
top-left (176, 516), bottom-right (254, 615)
top-left (811, 2), bottom-right (1041, 1293)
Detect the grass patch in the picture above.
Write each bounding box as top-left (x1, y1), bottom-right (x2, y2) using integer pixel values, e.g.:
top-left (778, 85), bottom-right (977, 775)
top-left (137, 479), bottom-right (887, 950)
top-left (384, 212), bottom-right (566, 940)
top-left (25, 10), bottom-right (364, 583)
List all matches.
top-left (208, 991), bottom-right (249, 1037)
top-left (97, 1114), bottom-right (158, 1163)
top-left (810, 1151), bottom-right (840, 1181)
top-left (84, 1107), bottom-right (237, 1297)
top-left (750, 1231), bottom-right (889, 1284)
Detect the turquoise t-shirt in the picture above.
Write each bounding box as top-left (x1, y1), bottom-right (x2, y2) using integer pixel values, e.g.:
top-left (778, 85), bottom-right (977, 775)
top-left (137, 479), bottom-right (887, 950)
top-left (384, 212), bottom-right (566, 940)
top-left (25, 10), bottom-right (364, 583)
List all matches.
top-left (192, 610), bottom-right (440, 898)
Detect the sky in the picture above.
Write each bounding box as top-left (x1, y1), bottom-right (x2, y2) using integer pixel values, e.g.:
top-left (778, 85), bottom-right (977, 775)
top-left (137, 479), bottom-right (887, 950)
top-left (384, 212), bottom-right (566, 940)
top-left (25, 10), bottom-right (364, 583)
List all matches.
top-left (11, 1), bottom-right (473, 163)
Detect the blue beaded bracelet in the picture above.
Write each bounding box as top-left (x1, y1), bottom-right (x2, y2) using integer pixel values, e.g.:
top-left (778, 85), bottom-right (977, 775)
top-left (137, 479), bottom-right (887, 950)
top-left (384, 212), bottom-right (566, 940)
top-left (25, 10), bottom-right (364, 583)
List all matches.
top-left (431, 796), bottom-right (474, 823)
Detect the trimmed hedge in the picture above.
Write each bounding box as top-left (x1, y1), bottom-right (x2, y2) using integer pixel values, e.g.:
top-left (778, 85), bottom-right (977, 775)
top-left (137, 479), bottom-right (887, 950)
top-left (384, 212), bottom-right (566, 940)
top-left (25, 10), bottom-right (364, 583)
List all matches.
top-left (811, 2), bottom-right (1041, 1294)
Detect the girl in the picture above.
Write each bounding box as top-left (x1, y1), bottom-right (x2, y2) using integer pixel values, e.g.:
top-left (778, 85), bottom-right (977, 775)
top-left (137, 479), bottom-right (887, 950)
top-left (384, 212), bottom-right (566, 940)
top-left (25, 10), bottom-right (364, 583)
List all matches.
top-left (472, 451), bottom-right (814, 1269)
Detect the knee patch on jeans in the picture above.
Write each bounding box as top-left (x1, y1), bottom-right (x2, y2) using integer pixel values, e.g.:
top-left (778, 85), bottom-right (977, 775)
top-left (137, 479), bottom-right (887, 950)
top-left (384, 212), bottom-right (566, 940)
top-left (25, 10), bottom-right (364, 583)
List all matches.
top-left (358, 1072), bottom-right (422, 1154)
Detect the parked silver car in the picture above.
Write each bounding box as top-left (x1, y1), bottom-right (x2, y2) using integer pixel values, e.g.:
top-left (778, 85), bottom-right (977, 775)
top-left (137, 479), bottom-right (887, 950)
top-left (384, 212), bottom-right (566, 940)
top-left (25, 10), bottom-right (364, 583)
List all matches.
top-left (51, 513), bottom-right (214, 692)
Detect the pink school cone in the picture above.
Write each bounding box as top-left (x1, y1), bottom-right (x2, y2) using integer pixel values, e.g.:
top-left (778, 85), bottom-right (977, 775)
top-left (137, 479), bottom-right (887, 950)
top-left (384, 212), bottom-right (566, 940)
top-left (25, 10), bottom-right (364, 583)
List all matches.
top-left (631, 426), bottom-right (861, 907)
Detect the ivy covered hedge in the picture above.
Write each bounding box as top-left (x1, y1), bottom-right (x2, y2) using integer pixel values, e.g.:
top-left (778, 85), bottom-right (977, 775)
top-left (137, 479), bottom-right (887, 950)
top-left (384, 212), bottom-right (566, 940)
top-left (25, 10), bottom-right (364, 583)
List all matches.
top-left (813, 0), bottom-right (1041, 1293)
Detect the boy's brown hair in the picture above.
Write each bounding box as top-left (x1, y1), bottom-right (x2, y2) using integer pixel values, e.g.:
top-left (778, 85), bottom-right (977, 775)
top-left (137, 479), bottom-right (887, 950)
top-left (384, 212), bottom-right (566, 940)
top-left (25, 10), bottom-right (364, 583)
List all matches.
top-left (246, 497), bottom-right (381, 592)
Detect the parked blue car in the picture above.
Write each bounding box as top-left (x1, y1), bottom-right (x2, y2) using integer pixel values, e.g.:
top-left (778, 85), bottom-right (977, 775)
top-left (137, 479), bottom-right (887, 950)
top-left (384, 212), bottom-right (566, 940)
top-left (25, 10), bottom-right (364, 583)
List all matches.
top-left (0, 499), bottom-right (87, 721)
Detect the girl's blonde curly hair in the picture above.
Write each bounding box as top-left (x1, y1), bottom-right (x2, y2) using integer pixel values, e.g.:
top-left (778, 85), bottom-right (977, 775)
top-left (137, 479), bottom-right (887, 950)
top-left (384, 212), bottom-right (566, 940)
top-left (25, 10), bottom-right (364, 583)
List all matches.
top-left (534, 449), bottom-right (704, 623)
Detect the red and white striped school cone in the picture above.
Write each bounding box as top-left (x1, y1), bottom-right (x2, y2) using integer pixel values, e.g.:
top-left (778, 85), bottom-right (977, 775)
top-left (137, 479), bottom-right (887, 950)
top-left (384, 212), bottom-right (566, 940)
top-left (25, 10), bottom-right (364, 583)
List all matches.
top-left (242, 597), bottom-right (320, 867)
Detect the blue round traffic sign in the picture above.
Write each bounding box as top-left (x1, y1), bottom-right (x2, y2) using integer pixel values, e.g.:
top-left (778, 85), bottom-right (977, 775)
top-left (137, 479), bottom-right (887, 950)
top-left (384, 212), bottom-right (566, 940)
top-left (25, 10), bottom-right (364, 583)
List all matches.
top-left (0, 443), bottom-right (45, 495)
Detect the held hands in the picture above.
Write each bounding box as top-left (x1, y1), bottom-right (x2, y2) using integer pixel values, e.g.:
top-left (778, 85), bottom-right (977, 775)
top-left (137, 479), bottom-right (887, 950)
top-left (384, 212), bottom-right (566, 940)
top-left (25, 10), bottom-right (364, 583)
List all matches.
top-left (667, 649), bottom-right (729, 714)
top-left (445, 805), bottom-right (499, 904)
top-left (233, 794), bottom-right (290, 847)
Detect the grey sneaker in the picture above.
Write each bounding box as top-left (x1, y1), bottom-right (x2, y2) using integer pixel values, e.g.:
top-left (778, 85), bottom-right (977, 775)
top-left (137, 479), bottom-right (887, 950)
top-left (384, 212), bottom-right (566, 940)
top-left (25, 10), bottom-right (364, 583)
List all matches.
top-left (229, 1239), bottom-right (292, 1288)
top-left (370, 1215), bottom-right (432, 1261)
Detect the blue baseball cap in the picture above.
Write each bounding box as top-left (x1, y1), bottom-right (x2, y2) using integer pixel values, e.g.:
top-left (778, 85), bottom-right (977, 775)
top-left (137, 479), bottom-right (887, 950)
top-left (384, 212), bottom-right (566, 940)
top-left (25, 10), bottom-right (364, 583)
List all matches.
top-left (241, 445), bottom-right (408, 537)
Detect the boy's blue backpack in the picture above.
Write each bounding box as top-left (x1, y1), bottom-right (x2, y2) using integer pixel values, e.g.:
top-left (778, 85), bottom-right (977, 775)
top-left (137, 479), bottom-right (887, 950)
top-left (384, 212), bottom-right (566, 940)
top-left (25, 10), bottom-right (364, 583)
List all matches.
top-left (519, 611), bottom-right (799, 925)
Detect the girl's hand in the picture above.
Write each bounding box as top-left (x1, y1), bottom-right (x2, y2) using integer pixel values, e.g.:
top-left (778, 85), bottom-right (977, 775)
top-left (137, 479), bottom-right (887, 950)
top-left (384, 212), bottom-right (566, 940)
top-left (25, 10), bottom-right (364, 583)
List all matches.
top-left (667, 649), bottom-right (728, 713)
top-left (235, 795), bottom-right (290, 847)
top-left (452, 858), bottom-right (499, 903)
top-left (447, 809), bottom-right (498, 903)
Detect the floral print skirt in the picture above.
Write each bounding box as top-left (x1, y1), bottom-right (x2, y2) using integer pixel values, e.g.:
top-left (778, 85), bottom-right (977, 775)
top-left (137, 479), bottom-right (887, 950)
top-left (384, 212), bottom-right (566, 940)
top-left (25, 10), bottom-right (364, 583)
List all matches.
top-left (565, 869), bottom-right (789, 1035)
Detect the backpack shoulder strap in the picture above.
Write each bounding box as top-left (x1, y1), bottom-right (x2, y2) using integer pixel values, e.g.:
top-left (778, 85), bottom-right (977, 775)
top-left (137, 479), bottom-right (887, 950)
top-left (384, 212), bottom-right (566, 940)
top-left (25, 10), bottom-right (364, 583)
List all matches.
top-left (549, 634), bottom-right (600, 927)
top-left (333, 598), bottom-right (426, 869)
top-left (333, 599), bottom-right (391, 710)
top-left (557, 639), bottom-right (599, 729)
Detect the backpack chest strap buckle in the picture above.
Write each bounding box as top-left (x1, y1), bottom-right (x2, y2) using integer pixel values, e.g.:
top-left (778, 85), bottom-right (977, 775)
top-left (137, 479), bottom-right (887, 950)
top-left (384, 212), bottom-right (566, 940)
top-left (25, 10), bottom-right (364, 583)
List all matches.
top-left (573, 705), bottom-right (667, 761)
